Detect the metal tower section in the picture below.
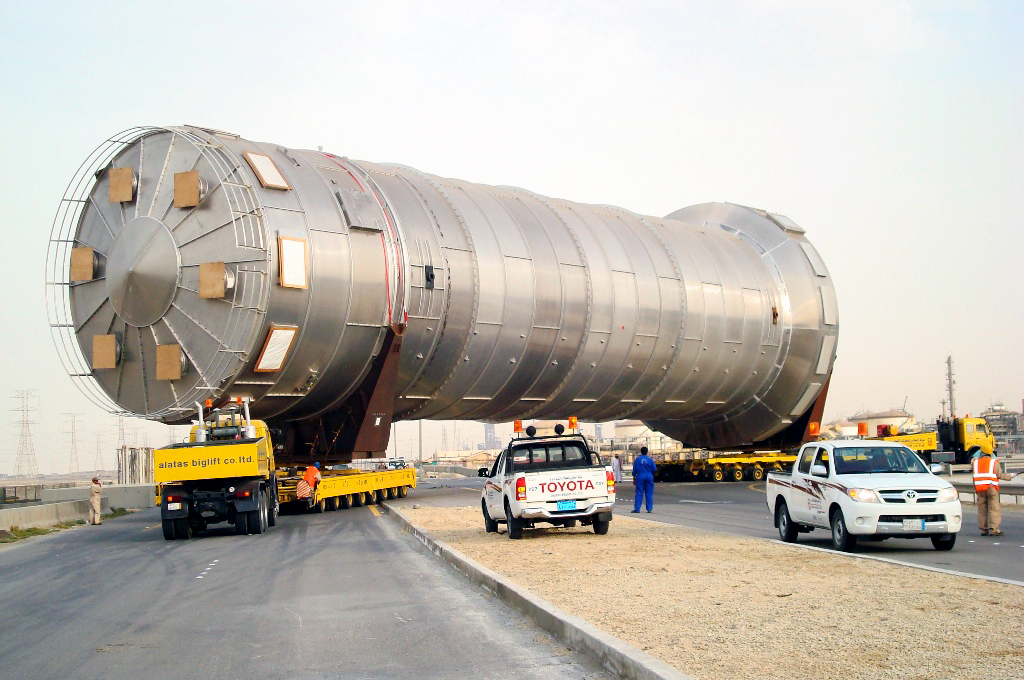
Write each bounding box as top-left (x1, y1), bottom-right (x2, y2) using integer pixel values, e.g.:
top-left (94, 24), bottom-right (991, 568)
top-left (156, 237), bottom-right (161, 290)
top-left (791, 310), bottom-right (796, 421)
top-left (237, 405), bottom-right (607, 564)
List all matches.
top-left (946, 356), bottom-right (957, 419)
top-left (12, 391), bottom-right (40, 479)
top-left (64, 413), bottom-right (81, 474)
top-left (93, 432), bottom-right (104, 472)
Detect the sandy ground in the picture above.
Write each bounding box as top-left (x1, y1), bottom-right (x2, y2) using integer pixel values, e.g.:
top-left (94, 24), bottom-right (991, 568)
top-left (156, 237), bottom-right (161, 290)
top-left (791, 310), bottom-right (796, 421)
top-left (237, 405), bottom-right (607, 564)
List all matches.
top-left (403, 505), bottom-right (1024, 680)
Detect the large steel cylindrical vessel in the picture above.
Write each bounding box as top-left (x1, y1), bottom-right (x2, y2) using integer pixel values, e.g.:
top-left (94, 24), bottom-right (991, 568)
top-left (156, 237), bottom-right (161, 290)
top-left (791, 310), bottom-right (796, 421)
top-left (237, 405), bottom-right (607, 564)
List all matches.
top-left (48, 126), bottom-right (838, 450)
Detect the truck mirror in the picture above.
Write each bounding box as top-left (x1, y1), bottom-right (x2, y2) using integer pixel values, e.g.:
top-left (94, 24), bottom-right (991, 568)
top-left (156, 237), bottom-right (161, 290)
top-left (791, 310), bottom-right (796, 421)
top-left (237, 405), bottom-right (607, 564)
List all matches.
top-left (478, 467), bottom-right (490, 477)
top-left (929, 463), bottom-right (944, 475)
top-left (810, 464), bottom-right (828, 477)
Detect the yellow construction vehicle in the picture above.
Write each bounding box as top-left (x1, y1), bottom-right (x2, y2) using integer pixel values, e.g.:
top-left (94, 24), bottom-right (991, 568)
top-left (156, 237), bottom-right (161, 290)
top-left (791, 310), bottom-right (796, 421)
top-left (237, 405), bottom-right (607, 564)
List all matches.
top-left (654, 450), bottom-right (797, 482)
top-left (155, 399), bottom-right (415, 540)
top-left (870, 416), bottom-right (994, 465)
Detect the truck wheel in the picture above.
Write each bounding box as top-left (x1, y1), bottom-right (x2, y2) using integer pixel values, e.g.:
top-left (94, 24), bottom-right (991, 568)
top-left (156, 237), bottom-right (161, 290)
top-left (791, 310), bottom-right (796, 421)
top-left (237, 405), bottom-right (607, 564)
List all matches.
top-left (830, 509), bottom-right (857, 552)
top-left (374, 489), bottom-right (386, 504)
top-left (161, 519), bottom-right (176, 540)
top-left (397, 486), bottom-right (408, 498)
top-left (312, 498), bottom-right (325, 513)
top-left (252, 494), bottom-right (268, 534)
top-left (353, 492), bottom-right (365, 507)
top-left (482, 500), bottom-right (498, 533)
top-left (592, 517), bottom-right (610, 535)
top-left (776, 501), bottom-right (798, 543)
top-left (173, 518), bottom-right (193, 539)
top-left (267, 489), bottom-right (278, 527)
top-left (731, 467), bottom-right (744, 482)
top-left (326, 496), bottom-right (338, 511)
top-left (711, 468), bottom-right (725, 483)
top-left (340, 494), bottom-right (351, 509)
top-left (234, 510), bottom-right (249, 535)
top-left (751, 467), bottom-right (765, 481)
top-left (505, 502), bottom-right (523, 540)
top-left (931, 533), bottom-right (956, 551)
top-left (386, 487), bottom-right (396, 500)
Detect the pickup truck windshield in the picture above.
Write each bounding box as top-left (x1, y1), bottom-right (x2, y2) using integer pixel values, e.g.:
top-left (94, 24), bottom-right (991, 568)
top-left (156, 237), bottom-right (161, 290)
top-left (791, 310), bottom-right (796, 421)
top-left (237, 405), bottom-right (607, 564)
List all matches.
top-left (510, 442), bottom-right (592, 472)
top-left (832, 446), bottom-right (928, 474)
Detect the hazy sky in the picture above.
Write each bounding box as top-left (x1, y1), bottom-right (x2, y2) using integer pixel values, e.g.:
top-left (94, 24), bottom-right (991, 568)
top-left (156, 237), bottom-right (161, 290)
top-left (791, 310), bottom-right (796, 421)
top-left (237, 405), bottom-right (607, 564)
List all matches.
top-left (1, 1), bottom-right (1021, 473)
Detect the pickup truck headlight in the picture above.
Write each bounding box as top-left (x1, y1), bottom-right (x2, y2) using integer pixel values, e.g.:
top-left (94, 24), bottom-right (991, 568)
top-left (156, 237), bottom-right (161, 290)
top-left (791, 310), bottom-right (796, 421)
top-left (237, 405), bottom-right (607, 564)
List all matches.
top-left (937, 487), bottom-right (959, 503)
top-left (847, 488), bottom-right (881, 503)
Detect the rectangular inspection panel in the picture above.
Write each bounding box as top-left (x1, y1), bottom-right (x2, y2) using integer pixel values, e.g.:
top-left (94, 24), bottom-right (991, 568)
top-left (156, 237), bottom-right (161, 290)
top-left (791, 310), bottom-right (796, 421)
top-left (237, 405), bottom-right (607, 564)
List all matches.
top-left (156, 344), bottom-right (183, 381)
top-left (70, 246), bottom-right (95, 282)
top-left (173, 170), bottom-right (201, 208)
top-left (255, 325), bottom-right (298, 372)
top-left (199, 262), bottom-right (227, 299)
top-left (92, 334), bottom-right (119, 370)
top-left (108, 167), bottom-right (135, 203)
top-left (278, 236), bottom-right (308, 288)
top-left (244, 152), bottom-right (291, 190)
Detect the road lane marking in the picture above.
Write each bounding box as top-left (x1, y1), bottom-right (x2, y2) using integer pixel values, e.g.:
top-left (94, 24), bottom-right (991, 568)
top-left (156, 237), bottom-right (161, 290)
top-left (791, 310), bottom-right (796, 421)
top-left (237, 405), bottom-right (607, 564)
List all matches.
top-left (677, 500), bottom-right (731, 504)
top-left (143, 525), bottom-right (158, 531)
top-left (369, 505), bottom-right (382, 517)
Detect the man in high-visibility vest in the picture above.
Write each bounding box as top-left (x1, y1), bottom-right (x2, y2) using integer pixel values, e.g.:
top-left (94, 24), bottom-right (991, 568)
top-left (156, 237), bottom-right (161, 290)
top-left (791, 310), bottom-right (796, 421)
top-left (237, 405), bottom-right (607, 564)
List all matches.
top-left (972, 447), bottom-right (1015, 536)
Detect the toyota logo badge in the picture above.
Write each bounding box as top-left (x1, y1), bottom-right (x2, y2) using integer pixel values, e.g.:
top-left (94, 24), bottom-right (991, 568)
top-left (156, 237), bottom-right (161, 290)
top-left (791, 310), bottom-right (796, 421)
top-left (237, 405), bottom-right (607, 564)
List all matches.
top-left (905, 490), bottom-right (917, 499)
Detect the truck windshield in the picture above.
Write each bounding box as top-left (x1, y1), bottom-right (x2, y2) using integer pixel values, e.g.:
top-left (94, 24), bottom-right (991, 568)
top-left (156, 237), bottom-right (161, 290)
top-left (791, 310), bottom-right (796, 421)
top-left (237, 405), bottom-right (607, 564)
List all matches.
top-left (833, 447), bottom-right (928, 474)
top-left (510, 442), bottom-right (591, 472)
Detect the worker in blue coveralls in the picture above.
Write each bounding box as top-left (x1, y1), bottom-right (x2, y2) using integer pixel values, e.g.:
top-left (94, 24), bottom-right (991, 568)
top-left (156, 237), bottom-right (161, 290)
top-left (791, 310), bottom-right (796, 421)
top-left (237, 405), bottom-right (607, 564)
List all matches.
top-left (631, 446), bottom-right (656, 513)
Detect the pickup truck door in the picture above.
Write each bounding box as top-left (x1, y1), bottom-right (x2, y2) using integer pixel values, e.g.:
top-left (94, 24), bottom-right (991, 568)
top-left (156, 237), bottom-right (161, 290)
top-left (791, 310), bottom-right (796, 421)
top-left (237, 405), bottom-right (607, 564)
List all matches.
top-left (804, 447), bottom-right (832, 526)
top-left (788, 446), bottom-right (817, 523)
top-left (484, 452), bottom-right (505, 517)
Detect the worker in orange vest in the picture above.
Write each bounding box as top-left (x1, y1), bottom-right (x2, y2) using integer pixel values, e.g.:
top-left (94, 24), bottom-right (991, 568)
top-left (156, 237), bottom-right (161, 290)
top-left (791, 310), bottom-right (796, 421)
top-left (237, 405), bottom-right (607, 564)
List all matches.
top-left (971, 448), bottom-right (1016, 536)
top-left (297, 462), bottom-right (322, 507)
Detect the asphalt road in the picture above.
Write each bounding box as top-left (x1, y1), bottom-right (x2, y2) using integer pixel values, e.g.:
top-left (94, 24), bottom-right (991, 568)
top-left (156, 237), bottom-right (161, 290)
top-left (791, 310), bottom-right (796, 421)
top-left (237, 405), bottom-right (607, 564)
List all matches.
top-left (433, 475), bottom-right (1024, 582)
top-left (0, 503), bottom-right (613, 680)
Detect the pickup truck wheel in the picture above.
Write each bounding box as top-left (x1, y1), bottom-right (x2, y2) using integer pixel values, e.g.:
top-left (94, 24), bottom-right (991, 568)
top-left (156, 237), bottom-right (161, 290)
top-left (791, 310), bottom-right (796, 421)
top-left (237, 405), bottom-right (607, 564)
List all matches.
top-left (161, 519), bottom-right (176, 540)
top-left (931, 533), bottom-right (956, 551)
top-left (776, 501), bottom-right (798, 543)
top-left (505, 502), bottom-right (524, 539)
top-left (592, 518), bottom-right (610, 535)
top-left (751, 467), bottom-right (765, 482)
top-left (482, 500), bottom-right (498, 533)
top-left (830, 509), bottom-right (857, 552)
top-left (234, 510), bottom-right (249, 535)
top-left (731, 467), bottom-right (744, 482)
top-left (711, 468), bottom-right (725, 483)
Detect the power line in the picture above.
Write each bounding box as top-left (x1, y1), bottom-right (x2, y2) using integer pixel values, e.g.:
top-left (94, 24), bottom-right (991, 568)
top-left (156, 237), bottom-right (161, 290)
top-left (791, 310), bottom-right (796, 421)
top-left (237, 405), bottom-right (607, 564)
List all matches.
top-left (12, 390), bottom-right (40, 479)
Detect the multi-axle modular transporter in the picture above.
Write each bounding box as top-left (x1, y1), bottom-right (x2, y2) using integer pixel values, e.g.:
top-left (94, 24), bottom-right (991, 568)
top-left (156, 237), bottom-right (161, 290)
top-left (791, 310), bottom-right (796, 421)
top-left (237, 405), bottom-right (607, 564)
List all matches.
top-left (47, 125), bottom-right (839, 476)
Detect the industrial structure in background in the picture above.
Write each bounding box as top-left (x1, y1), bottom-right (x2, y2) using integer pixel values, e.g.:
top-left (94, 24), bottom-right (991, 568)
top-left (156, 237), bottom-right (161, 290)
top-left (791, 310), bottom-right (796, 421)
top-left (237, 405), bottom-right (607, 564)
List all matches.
top-left (11, 390), bottom-right (40, 479)
top-left (47, 125), bottom-right (838, 467)
top-left (981, 402), bottom-right (1024, 455)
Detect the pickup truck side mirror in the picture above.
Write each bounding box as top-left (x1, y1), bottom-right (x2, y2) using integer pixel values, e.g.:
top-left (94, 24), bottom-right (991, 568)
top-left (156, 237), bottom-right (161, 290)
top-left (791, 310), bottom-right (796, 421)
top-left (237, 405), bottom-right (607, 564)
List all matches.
top-left (810, 464), bottom-right (828, 477)
top-left (478, 467), bottom-right (490, 477)
top-left (929, 463), bottom-right (944, 475)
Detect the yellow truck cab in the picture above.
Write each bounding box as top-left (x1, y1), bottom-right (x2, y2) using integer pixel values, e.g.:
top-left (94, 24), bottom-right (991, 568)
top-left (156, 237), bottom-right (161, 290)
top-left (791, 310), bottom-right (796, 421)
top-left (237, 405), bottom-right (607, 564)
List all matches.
top-left (872, 416), bottom-right (995, 464)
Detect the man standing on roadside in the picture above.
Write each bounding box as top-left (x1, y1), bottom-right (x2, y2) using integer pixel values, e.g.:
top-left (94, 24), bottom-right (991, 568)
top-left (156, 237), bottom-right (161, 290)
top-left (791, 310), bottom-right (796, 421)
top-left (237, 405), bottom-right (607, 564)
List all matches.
top-left (631, 447), bottom-right (656, 513)
top-left (612, 454), bottom-right (623, 484)
top-left (972, 447), bottom-right (1016, 536)
top-left (89, 477), bottom-right (102, 525)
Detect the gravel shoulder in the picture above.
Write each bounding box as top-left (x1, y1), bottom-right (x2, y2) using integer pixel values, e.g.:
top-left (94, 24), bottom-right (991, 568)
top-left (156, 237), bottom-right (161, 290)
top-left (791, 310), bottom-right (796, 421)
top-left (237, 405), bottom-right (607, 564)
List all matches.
top-left (403, 504), bottom-right (1024, 680)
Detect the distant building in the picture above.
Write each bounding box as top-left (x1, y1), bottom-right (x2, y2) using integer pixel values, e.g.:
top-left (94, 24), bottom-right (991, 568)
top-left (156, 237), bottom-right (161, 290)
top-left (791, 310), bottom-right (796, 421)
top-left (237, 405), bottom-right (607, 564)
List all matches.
top-left (981, 402), bottom-right (1024, 455)
top-left (847, 409), bottom-right (917, 435)
top-left (483, 423), bottom-right (500, 449)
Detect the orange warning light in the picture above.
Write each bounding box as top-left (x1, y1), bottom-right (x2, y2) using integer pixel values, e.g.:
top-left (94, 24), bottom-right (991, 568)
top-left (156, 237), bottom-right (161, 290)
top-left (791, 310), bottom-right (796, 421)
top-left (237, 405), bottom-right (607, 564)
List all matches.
top-left (513, 420), bottom-right (523, 433)
top-left (568, 416), bottom-right (578, 430)
top-left (809, 422), bottom-right (820, 436)
top-left (205, 398), bottom-right (213, 409)
top-left (857, 422), bottom-right (868, 437)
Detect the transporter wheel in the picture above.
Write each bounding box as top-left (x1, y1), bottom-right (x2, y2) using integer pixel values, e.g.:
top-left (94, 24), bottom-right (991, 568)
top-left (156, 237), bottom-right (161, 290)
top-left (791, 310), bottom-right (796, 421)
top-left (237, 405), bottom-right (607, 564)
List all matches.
top-left (312, 498), bottom-right (325, 513)
top-left (161, 519), bottom-right (176, 541)
top-left (374, 489), bottom-right (385, 504)
top-left (326, 496), bottom-right (338, 511)
top-left (340, 494), bottom-right (351, 509)
top-left (351, 492), bottom-right (364, 507)
top-left (776, 501), bottom-right (798, 543)
top-left (386, 487), bottom-right (396, 500)
top-left (234, 510), bottom-right (249, 535)
top-left (267, 489), bottom-right (278, 527)
top-left (830, 509), bottom-right (857, 552)
top-left (173, 518), bottom-right (193, 540)
top-left (397, 486), bottom-right (408, 498)
top-left (482, 500), bottom-right (498, 533)
top-left (592, 517), bottom-right (610, 535)
top-left (751, 467), bottom-right (765, 482)
top-left (710, 468), bottom-right (725, 483)
top-left (931, 533), bottom-right (957, 551)
top-left (731, 467), bottom-right (744, 482)
top-left (504, 502), bottom-right (523, 540)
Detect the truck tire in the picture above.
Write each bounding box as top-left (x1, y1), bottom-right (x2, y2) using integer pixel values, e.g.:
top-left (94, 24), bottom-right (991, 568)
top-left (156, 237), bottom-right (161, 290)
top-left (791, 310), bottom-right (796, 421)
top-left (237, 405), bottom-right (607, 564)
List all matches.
top-left (711, 468), bottom-right (725, 483)
top-left (340, 494), bottom-right (351, 509)
top-left (731, 467), bottom-right (744, 482)
top-left (173, 518), bottom-right (193, 539)
top-left (830, 509), bottom-right (857, 552)
top-left (931, 533), bottom-right (956, 551)
top-left (776, 501), bottom-right (798, 543)
top-left (267, 488), bottom-right (278, 527)
top-left (250, 494), bottom-right (267, 534)
top-left (326, 496), bottom-right (338, 511)
top-left (312, 498), bottom-right (325, 513)
top-left (351, 492), bottom-right (364, 507)
top-left (592, 517), bottom-right (610, 535)
top-left (397, 486), bottom-right (408, 498)
top-left (751, 466), bottom-right (765, 481)
top-left (505, 502), bottom-right (524, 540)
top-left (386, 487), bottom-right (396, 500)
top-left (234, 510), bottom-right (249, 535)
top-left (563, 519), bottom-right (578, 528)
top-left (374, 489), bottom-right (386, 504)
top-left (161, 519), bottom-right (176, 540)
top-left (482, 500), bottom-right (498, 533)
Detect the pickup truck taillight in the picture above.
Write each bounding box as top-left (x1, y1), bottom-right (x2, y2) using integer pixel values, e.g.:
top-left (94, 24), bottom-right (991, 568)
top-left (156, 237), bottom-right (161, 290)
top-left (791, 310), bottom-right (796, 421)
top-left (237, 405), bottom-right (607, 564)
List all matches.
top-left (606, 469), bottom-right (615, 494)
top-left (515, 477), bottom-right (527, 501)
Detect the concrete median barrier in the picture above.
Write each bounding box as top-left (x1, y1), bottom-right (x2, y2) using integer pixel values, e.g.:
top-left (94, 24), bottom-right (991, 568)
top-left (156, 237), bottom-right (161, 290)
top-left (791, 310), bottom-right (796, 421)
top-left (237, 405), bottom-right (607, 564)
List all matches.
top-left (0, 497), bottom-right (111, 531)
top-left (40, 484), bottom-right (156, 509)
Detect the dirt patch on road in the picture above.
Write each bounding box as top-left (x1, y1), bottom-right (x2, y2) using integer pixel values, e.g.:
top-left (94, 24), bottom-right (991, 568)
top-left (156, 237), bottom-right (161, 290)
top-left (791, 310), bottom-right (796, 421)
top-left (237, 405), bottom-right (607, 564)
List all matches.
top-left (404, 506), bottom-right (1024, 680)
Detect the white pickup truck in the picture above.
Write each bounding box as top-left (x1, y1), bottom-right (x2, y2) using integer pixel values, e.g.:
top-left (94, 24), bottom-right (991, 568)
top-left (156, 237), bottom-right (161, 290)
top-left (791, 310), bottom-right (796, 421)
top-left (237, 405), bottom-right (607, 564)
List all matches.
top-left (479, 429), bottom-right (615, 539)
top-left (766, 439), bottom-right (962, 551)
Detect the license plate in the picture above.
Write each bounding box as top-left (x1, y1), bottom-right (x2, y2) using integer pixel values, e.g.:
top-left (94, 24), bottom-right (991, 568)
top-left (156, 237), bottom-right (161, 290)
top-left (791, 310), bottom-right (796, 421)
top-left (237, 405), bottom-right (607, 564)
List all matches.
top-left (903, 519), bottom-right (924, 531)
top-left (557, 500), bottom-right (577, 511)
top-left (167, 502), bottom-right (182, 510)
